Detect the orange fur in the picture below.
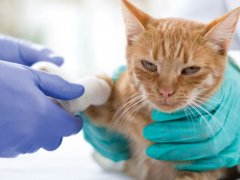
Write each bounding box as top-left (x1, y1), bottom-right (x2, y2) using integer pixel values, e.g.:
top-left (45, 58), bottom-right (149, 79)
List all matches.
top-left (85, 1), bottom-right (240, 179)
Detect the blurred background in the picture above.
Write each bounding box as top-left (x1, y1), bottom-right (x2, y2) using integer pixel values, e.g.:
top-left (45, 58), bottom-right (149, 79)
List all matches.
top-left (0, 0), bottom-right (238, 76)
top-left (0, 0), bottom-right (239, 179)
top-left (0, 0), bottom-right (168, 76)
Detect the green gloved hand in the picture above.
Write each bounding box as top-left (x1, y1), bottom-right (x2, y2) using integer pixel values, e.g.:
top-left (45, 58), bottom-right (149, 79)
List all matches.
top-left (80, 113), bottom-right (130, 162)
top-left (143, 59), bottom-right (240, 171)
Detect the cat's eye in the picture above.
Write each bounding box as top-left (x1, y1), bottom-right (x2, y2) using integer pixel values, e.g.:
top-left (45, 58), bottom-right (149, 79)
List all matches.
top-left (182, 66), bottom-right (201, 75)
top-left (141, 60), bottom-right (157, 72)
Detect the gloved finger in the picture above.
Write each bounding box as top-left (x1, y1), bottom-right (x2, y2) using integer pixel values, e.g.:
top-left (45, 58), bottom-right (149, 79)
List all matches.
top-left (84, 132), bottom-right (130, 162)
top-left (80, 113), bottom-right (130, 161)
top-left (0, 133), bottom-right (41, 157)
top-left (83, 125), bottom-right (129, 149)
top-left (19, 40), bottom-right (64, 66)
top-left (0, 35), bottom-right (64, 66)
top-left (143, 115), bottom-right (222, 143)
top-left (175, 135), bottom-right (240, 171)
top-left (42, 137), bottom-right (63, 151)
top-left (82, 117), bottom-right (129, 153)
top-left (15, 137), bottom-right (41, 154)
top-left (0, 150), bottom-right (19, 158)
top-left (32, 69), bottom-right (85, 100)
top-left (44, 99), bottom-right (83, 137)
top-left (175, 132), bottom-right (240, 170)
top-left (146, 127), bottom-right (234, 161)
top-left (82, 116), bottom-right (128, 142)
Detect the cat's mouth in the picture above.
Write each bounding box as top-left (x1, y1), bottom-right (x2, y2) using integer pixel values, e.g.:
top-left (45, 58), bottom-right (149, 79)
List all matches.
top-left (154, 100), bottom-right (186, 113)
top-left (144, 93), bottom-right (187, 113)
top-left (160, 102), bottom-right (176, 106)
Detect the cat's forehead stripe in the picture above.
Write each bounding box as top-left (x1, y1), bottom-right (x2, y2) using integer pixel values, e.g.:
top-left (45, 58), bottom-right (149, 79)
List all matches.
top-left (150, 40), bottom-right (190, 64)
top-left (152, 47), bottom-right (158, 61)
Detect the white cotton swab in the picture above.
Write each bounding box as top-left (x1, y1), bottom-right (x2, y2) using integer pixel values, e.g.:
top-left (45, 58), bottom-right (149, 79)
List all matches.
top-left (32, 61), bottom-right (111, 114)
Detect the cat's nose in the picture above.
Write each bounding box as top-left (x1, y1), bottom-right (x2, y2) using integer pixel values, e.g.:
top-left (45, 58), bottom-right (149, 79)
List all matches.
top-left (159, 88), bottom-right (175, 99)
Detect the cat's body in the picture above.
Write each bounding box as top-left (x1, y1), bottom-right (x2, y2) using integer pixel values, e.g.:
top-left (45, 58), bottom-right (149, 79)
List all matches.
top-left (85, 72), bottom-right (223, 180)
top-left (84, 1), bottom-right (240, 179)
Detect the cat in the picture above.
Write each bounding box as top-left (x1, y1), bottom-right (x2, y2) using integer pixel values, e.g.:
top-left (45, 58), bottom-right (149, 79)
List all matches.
top-left (84, 1), bottom-right (240, 179)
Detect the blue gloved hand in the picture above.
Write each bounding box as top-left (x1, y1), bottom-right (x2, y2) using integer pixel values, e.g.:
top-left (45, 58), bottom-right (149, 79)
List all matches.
top-left (81, 113), bottom-right (130, 162)
top-left (0, 60), bottom-right (84, 157)
top-left (143, 60), bottom-right (240, 171)
top-left (0, 35), bottom-right (63, 66)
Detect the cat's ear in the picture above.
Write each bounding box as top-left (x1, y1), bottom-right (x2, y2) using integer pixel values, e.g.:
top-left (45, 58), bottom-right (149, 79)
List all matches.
top-left (204, 7), bottom-right (240, 55)
top-left (121, 0), bottom-right (151, 43)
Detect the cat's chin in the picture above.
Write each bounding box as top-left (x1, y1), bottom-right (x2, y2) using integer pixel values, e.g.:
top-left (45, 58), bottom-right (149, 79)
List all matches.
top-left (146, 102), bottom-right (183, 113)
top-left (157, 104), bottom-right (182, 113)
top-left (148, 100), bottom-right (185, 113)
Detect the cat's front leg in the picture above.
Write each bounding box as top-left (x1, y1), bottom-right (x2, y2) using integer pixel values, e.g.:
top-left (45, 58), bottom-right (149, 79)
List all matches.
top-left (84, 74), bottom-right (114, 126)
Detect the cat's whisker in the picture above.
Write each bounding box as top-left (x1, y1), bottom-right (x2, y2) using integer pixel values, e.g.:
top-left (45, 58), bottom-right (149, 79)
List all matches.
top-left (112, 95), bottom-right (142, 123)
top-left (190, 98), bottom-right (230, 141)
top-left (111, 100), bottom-right (145, 133)
top-left (109, 95), bottom-right (142, 133)
top-left (188, 92), bottom-right (239, 124)
top-left (120, 98), bottom-right (146, 125)
top-left (187, 103), bottom-right (217, 145)
top-left (110, 97), bottom-right (144, 132)
top-left (190, 95), bottom-right (239, 121)
top-left (111, 92), bottom-right (153, 132)
top-left (121, 100), bottom-right (147, 130)
top-left (118, 93), bottom-right (139, 104)
top-left (184, 106), bottom-right (197, 137)
top-left (183, 107), bottom-right (194, 134)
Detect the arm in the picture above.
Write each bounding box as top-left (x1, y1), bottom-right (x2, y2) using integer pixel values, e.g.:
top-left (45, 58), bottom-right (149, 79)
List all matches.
top-left (0, 35), bottom-right (63, 66)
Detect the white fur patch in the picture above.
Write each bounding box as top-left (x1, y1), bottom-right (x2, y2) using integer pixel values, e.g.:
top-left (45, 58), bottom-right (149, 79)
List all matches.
top-left (204, 74), bottom-right (215, 86)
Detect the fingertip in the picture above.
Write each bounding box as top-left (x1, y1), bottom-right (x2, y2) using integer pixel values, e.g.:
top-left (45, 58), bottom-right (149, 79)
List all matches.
top-left (56, 81), bottom-right (85, 100)
top-left (142, 124), bottom-right (164, 142)
top-left (43, 137), bottom-right (63, 151)
top-left (146, 145), bottom-right (155, 159)
top-left (146, 144), bottom-right (169, 161)
top-left (63, 116), bottom-right (83, 137)
top-left (47, 54), bottom-right (64, 66)
top-left (68, 83), bottom-right (85, 99)
top-left (142, 126), bottom-right (150, 140)
top-left (36, 70), bottom-right (85, 100)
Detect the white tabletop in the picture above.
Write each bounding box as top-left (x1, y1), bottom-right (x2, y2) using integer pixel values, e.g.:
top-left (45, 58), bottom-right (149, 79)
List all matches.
top-left (0, 132), bottom-right (132, 180)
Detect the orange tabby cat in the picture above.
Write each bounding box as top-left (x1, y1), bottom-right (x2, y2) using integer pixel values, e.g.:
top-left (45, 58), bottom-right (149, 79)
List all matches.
top-left (85, 0), bottom-right (240, 179)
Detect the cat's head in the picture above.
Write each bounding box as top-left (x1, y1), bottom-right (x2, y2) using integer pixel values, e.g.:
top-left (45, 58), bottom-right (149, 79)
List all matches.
top-left (122, 0), bottom-right (240, 113)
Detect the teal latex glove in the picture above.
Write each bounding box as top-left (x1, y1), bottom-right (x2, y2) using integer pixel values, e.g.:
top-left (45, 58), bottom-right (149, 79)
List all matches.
top-left (79, 113), bottom-right (130, 162)
top-left (143, 59), bottom-right (240, 171)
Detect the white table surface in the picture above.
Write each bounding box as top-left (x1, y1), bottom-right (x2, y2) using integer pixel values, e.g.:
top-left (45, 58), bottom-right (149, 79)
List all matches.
top-left (0, 133), bottom-right (132, 180)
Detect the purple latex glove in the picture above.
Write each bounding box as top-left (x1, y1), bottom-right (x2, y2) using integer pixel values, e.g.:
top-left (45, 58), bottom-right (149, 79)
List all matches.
top-left (0, 35), bottom-right (64, 66)
top-left (0, 61), bottom-right (84, 157)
